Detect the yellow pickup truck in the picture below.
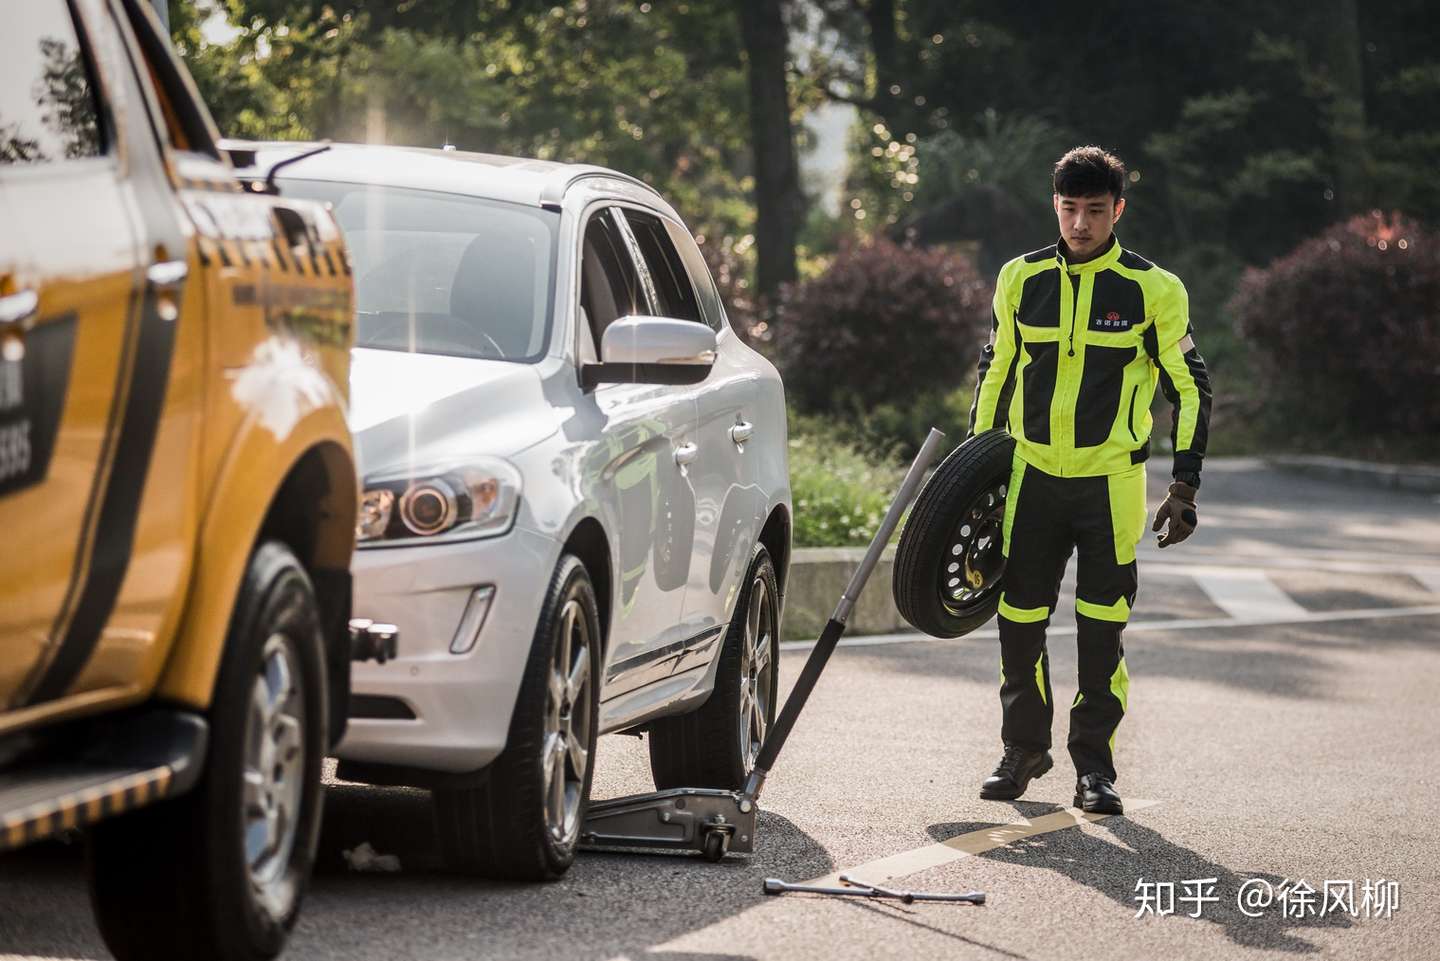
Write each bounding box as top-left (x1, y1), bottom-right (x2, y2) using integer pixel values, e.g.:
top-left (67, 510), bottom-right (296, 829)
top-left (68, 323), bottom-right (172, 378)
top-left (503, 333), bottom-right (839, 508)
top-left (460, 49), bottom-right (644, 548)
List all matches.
top-left (0, 2), bottom-right (386, 959)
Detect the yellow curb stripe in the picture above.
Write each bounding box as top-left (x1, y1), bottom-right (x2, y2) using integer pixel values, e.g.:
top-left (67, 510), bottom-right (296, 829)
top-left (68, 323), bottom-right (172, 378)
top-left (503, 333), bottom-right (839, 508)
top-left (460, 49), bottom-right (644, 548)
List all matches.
top-left (809, 799), bottom-right (1160, 887)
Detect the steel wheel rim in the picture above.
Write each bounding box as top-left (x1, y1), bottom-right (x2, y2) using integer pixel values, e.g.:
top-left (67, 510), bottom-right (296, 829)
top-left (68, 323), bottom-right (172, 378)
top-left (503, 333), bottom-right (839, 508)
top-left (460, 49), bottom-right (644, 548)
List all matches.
top-left (243, 632), bottom-right (306, 921)
top-left (738, 574), bottom-right (774, 771)
top-left (939, 480), bottom-right (1008, 615)
top-left (544, 597), bottom-right (592, 846)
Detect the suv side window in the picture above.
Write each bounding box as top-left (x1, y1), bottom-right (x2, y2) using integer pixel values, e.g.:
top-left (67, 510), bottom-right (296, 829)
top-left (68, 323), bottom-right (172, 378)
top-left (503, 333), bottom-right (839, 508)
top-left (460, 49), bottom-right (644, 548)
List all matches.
top-left (662, 219), bottom-right (727, 333)
top-left (0, 3), bottom-right (105, 166)
top-left (623, 209), bottom-right (704, 325)
top-left (580, 209), bottom-right (647, 351)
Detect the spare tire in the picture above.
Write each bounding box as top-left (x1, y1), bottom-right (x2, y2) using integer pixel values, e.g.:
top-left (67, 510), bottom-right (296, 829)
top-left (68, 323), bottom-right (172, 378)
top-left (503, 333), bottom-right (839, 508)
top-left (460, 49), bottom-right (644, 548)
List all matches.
top-left (893, 429), bottom-right (1016, 638)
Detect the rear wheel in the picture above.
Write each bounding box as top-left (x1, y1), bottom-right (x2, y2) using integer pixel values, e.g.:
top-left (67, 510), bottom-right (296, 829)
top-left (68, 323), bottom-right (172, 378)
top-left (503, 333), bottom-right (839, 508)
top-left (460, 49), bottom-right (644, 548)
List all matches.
top-left (649, 545), bottom-right (779, 790)
top-left (88, 541), bottom-right (328, 961)
top-left (434, 554), bottom-right (599, 881)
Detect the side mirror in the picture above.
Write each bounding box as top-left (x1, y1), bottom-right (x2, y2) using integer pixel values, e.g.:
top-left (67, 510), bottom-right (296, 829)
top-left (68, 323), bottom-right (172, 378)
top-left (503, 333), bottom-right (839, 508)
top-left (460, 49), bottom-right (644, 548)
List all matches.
top-left (581, 315), bottom-right (717, 390)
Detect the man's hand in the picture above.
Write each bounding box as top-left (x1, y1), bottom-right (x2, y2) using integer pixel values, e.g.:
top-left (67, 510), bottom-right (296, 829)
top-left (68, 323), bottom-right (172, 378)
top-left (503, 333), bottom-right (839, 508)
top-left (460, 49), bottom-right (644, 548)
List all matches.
top-left (1151, 481), bottom-right (1199, 548)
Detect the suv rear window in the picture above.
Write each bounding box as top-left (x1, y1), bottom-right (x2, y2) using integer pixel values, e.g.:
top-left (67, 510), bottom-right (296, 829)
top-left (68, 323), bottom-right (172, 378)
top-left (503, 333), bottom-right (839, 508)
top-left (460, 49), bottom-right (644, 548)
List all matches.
top-left (283, 180), bottom-right (559, 363)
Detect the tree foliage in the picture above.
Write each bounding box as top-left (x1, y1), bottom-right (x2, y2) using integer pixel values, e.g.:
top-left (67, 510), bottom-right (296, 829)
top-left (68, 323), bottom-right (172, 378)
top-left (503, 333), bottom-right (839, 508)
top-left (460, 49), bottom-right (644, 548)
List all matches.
top-left (803, 0), bottom-right (1440, 270)
top-left (171, 0), bottom-right (758, 247)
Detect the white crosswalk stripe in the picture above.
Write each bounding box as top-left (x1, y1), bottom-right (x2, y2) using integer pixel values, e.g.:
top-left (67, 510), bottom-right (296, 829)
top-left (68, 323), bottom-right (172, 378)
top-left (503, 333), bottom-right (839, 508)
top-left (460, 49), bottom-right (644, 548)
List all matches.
top-left (1409, 568), bottom-right (1440, 594)
top-left (1185, 566), bottom-right (1310, 621)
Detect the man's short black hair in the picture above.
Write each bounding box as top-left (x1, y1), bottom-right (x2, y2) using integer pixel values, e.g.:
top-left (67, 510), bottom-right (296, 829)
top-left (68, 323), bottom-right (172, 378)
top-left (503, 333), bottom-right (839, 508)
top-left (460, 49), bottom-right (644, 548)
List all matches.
top-left (1053, 146), bottom-right (1127, 201)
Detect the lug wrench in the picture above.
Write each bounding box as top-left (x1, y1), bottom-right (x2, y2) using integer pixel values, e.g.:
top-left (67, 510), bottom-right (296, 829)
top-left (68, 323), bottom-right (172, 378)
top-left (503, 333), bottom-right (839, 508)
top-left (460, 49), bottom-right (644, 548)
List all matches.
top-left (840, 873), bottom-right (986, 905)
top-left (763, 876), bottom-right (985, 905)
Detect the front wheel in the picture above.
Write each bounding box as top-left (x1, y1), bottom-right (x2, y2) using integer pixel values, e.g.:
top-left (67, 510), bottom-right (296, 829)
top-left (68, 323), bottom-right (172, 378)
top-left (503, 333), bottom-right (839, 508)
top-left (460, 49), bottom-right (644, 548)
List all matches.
top-left (434, 554), bottom-right (600, 881)
top-left (649, 545), bottom-right (779, 790)
top-left (88, 541), bottom-right (328, 961)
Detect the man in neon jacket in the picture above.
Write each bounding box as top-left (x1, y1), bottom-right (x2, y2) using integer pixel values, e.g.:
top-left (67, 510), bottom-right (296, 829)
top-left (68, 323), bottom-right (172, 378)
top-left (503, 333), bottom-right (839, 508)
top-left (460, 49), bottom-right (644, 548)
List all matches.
top-left (968, 145), bottom-right (1212, 814)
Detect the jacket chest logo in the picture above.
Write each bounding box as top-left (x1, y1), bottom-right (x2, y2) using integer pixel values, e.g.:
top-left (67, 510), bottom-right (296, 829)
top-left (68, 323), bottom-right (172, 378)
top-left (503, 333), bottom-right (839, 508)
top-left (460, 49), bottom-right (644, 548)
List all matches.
top-left (1091, 310), bottom-right (1135, 331)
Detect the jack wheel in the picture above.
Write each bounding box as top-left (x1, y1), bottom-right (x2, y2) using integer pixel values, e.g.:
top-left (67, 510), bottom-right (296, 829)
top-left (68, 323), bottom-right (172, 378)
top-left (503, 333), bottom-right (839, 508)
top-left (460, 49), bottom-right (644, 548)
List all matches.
top-left (702, 831), bottom-right (728, 862)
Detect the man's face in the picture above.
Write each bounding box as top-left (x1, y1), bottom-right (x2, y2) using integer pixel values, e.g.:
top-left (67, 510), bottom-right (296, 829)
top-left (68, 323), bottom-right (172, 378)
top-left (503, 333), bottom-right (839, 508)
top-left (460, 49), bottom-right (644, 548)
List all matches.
top-left (1053, 192), bottom-right (1125, 259)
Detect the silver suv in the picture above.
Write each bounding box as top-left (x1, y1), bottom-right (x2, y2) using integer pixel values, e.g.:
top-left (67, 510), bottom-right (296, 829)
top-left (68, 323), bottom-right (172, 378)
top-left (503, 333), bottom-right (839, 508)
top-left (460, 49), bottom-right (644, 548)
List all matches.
top-left (263, 143), bottom-right (792, 880)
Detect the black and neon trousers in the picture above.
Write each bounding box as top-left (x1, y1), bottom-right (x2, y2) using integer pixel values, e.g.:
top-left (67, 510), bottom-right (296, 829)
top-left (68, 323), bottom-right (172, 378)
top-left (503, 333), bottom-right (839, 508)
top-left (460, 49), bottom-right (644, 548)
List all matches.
top-left (996, 452), bottom-right (1145, 782)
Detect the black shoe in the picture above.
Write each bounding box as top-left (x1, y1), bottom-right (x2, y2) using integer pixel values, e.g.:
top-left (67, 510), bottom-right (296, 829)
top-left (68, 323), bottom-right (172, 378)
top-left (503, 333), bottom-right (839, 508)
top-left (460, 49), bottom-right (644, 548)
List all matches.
top-left (1074, 773), bottom-right (1123, 814)
top-left (979, 745), bottom-right (1053, 800)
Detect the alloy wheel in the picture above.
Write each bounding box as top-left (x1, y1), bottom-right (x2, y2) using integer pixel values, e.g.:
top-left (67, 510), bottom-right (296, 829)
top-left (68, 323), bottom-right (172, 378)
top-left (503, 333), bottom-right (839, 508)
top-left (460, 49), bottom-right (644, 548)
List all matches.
top-left (543, 597), bottom-right (593, 846)
top-left (243, 632), bottom-right (306, 922)
top-left (738, 574), bottom-right (774, 771)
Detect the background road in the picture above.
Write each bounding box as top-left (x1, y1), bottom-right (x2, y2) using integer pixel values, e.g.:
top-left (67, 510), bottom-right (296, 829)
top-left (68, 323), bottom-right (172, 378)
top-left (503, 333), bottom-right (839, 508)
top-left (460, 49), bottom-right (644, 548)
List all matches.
top-left (4, 460), bottom-right (1438, 961)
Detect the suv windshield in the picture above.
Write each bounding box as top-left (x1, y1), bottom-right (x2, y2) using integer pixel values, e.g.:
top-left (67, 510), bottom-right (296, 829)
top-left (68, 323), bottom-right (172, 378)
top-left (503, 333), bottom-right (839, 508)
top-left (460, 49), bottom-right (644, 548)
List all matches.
top-left (282, 180), bottom-right (558, 362)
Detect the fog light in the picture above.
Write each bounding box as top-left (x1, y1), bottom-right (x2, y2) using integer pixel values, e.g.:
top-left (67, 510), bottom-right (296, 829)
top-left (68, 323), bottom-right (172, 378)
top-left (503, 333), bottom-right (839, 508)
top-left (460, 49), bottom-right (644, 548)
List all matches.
top-left (450, 586), bottom-right (495, 654)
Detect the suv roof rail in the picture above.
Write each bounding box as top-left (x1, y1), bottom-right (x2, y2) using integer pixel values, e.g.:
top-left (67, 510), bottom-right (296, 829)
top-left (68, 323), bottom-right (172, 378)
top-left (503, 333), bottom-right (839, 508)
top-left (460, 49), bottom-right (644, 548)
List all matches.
top-left (540, 165), bottom-right (660, 210)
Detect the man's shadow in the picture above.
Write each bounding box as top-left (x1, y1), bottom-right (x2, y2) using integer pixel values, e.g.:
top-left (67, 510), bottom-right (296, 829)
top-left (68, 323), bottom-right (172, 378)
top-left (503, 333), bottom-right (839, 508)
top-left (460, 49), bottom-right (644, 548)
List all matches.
top-left (929, 802), bottom-right (1354, 954)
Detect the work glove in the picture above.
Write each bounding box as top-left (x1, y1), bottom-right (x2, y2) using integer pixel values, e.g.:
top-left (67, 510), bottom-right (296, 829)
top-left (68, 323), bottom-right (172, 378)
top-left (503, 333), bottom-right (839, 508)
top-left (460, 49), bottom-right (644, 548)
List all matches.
top-left (1151, 481), bottom-right (1198, 548)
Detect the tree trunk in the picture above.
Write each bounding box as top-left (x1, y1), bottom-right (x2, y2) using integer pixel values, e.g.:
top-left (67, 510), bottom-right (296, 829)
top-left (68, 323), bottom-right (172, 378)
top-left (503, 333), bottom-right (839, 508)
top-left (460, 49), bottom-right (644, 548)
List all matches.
top-left (864, 0), bottom-right (900, 123)
top-left (738, 0), bottom-right (801, 300)
top-left (1311, 0), bottom-right (1369, 215)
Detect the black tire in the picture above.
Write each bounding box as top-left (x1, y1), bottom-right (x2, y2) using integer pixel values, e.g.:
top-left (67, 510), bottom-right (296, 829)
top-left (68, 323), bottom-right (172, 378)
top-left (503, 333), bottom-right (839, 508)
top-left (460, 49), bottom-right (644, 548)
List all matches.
top-left (88, 541), bottom-right (328, 961)
top-left (434, 554), bottom-right (600, 881)
top-left (648, 546), bottom-right (779, 791)
top-left (893, 429), bottom-right (1016, 638)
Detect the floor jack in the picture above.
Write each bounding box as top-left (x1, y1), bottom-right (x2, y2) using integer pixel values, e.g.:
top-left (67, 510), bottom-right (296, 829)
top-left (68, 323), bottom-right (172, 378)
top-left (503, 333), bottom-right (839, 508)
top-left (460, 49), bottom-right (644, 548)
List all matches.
top-left (581, 429), bottom-right (980, 911)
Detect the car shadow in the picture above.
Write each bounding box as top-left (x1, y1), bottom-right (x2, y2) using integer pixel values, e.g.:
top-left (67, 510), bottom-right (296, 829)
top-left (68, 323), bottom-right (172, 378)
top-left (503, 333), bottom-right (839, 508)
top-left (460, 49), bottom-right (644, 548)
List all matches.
top-left (0, 838), bottom-right (108, 960)
top-left (0, 780), bottom-right (825, 961)
top-left (303, 781), bottom-right (825, 961)
top-left (927, 802), bottom-right (1354, 954)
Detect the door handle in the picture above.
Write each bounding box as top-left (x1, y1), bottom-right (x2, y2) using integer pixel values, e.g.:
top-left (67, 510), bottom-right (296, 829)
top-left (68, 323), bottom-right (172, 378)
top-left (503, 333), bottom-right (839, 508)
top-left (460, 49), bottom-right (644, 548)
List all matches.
top-left (673, 442), bottom-right (698, 467)
top-left (146, 259), bottom-right (188, 291)
top-left (729, 420), bottom-right (754, 446)
top-left (0, 289), bottom-right (38, 330)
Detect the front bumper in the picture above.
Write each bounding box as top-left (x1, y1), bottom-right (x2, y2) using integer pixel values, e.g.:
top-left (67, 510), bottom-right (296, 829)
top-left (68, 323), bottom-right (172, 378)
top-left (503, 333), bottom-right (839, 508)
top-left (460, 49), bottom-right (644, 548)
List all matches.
top-left (336, 525), bottom-right (556, 774)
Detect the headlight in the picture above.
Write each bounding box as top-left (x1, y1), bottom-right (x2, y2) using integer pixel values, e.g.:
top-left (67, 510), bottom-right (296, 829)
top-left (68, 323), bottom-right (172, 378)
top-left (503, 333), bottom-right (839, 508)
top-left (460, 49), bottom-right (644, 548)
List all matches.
top-left (356, 458), bottom-right (521, 546)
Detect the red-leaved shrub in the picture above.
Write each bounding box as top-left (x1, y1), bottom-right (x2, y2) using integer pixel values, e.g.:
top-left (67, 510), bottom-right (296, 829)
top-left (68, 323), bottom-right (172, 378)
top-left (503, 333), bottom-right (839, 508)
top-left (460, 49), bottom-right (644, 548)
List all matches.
top-left (1231, 212), bottom-right (1440, 438)
top-left (775, 238), bottom-right (992, 415)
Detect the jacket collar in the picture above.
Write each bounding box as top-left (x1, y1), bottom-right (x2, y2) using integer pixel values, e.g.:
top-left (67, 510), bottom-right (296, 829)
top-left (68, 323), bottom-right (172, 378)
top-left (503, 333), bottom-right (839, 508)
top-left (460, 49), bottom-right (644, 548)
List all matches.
top-left (1056, 234), bottom-right (1121, 274)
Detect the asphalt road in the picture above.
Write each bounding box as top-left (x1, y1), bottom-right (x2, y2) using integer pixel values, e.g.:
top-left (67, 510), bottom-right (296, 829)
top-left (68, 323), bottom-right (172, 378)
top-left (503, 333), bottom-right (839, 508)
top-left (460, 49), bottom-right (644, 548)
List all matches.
top-left (4, 459), bottom-right (1439, 961)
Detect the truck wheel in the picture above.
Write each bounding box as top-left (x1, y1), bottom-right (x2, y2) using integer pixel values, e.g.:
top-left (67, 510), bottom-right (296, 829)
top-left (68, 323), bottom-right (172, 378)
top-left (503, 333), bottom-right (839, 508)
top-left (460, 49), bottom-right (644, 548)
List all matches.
top-left (88, 541), bottom-right (328, 961)
top-left (434, 554), bottom-right (600, 881)
top-left (893, 429), bottom-right (1016, 638)
top-left (648, 545), bottom-right (778, 791)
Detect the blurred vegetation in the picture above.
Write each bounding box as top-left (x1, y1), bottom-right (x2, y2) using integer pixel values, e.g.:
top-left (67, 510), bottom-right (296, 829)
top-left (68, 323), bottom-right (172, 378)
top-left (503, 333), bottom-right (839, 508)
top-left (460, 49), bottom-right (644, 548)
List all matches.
top-left (1230, 212), bottom-right (1440, 458)
top-left (173, 0), bottom-right (1440, 460)
top-left (169, 0), bottom-right (757, 265)
top-left (774, 238), bottom-right (989, 419)
top-left (787, 411), bottom-right (904, 547)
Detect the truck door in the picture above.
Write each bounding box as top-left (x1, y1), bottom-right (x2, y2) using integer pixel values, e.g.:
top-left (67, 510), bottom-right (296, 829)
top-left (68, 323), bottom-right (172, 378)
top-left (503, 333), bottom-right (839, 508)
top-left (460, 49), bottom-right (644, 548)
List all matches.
top-left (0, 2), bottom-right (149, 713)
top-left (0, 0), bottom-right (195, 715)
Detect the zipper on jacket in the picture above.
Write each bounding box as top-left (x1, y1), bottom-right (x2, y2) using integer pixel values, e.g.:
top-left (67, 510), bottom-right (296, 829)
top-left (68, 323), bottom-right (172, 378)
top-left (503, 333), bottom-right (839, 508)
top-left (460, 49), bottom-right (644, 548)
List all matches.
top-left (1060, 266), bottom-right (1077, 357)
top-left (1066, 287), bottom-right (1078, 355)
top-left (1126, 385), bottom-right (1139, 441)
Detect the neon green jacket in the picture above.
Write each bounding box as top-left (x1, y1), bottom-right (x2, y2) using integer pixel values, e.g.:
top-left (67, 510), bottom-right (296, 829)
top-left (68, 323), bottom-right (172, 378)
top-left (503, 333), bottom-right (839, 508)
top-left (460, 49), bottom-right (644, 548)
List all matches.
top-left (968, 236), bottom-right (1212, 480)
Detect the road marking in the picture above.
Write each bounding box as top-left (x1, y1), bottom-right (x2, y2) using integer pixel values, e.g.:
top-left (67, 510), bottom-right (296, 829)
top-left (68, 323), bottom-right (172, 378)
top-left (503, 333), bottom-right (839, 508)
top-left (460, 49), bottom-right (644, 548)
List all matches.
top-left (809, 799), bottom-right (1161, 888)
top-left (1187, 567), bottom-right (1309, 621)
top-left (779, 603), bottom-right (1440, 652)
top-left (1410, 568), bottom-right (1440, 594)
top-left (1139, 548), bottom-right (1440, 575)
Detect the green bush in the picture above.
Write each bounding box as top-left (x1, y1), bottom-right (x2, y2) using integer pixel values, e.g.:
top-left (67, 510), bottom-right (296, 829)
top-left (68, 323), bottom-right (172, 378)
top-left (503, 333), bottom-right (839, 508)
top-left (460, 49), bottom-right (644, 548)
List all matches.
top-left (775, 238), bottom-right (991, 417)
top-left (1231, 211), bottom-right (1440, 445)
top-left (788, 414), bottom-right (905, 548)
top-left (843, 386), bottom-right (976, 462)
